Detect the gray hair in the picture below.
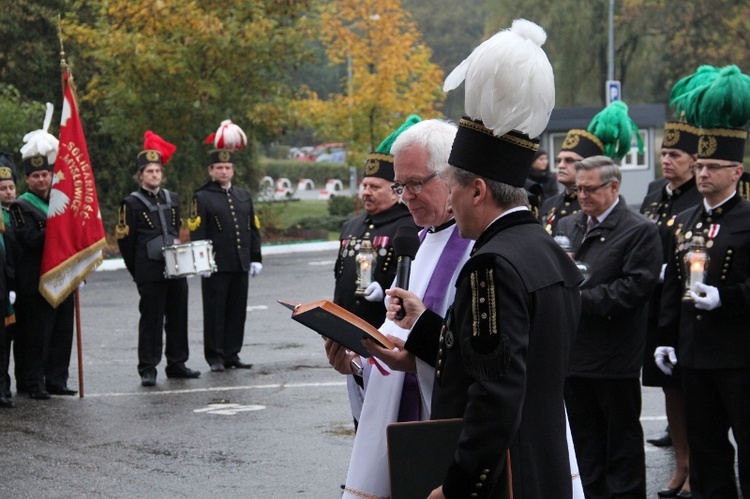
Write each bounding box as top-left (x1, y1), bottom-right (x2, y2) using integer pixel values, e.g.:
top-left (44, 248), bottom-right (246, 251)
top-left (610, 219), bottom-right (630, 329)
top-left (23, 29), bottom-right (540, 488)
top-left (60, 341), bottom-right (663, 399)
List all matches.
top-left (574, 155), bottom-right (621, 184)
top-left (448, 166), bottom-right (529, 210)
top-left (391, 119), bottom-right (457, 174)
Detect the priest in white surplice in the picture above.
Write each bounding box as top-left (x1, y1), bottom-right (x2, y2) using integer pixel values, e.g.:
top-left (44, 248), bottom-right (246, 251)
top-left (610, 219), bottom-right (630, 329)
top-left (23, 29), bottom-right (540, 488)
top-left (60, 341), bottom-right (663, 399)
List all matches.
top-left (326, 120), bottom-right (472, 499)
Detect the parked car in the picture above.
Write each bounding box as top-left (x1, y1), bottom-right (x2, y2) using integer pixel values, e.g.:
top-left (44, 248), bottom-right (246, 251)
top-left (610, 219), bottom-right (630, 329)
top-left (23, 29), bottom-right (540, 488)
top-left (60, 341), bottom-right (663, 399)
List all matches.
top-left (295, 142), bottom-right (346, 163)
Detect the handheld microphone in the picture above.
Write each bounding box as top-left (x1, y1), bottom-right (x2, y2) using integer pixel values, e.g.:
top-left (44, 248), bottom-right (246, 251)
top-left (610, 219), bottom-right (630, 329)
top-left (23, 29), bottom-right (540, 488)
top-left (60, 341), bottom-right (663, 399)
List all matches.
top-left (392, 225), bottom-right (420, 321)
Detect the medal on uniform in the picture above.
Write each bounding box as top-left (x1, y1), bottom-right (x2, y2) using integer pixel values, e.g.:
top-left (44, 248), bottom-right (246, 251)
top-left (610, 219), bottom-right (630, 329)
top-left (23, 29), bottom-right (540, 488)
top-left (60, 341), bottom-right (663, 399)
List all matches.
top-left (667, 217), bottom-right (675, 227)
top-left (706, 224), bottom-right (720, 248)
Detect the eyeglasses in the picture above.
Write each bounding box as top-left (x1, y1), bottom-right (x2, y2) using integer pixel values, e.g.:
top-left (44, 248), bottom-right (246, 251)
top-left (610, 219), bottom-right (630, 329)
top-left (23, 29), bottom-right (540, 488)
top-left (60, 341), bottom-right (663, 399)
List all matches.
top-left (690, 163), bottom-right (740, 174)
top-left (574, 181), bottom-right (611, 196)
top-left (391, 172), bottom-right (438, 196)
top-left (556, 157), bottom-right (577, 165)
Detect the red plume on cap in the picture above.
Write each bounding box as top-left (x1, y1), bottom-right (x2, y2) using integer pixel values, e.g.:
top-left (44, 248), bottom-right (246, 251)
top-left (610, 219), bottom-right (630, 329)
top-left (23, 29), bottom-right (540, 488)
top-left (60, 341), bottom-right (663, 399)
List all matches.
top-left (204, 120), bottom-right (247, 151)
top-left (143, 130), bottom-right (177, 165)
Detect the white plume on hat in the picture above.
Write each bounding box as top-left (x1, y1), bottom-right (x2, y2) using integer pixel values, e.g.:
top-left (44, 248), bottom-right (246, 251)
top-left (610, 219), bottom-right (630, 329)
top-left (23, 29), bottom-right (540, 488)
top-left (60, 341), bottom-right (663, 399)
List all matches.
top-left (443, 19), bottom-right (555, 139)
top-left (209, 119), bottom-right (247, 151)
top-left (20, 102), bottom-right (59, 163)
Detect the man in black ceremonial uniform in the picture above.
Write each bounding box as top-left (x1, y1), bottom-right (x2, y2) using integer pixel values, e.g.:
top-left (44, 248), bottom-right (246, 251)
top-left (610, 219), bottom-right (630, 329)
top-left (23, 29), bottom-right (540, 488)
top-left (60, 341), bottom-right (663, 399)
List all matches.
top-left (656, 67), bottom-right (750, 497)
top-left (189, 120), bottom-right (261, 373)
top-left (333, 156), bottom-right (416, 329)
top-left (11, 135), bottom-right (76, 399)
top-left (116, 131), bottom-right (200, 387)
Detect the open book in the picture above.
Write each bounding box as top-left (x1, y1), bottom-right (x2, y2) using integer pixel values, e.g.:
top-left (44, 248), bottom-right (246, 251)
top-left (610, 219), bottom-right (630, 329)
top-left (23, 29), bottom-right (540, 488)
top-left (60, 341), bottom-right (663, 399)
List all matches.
top-left (278, 299), bottom-right (395, 357)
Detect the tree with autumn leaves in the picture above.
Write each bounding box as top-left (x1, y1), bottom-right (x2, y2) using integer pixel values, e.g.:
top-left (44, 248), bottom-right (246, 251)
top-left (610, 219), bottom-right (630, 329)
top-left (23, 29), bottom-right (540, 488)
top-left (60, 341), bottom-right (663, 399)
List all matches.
top-left (295, 0), bottom-right (444, 163)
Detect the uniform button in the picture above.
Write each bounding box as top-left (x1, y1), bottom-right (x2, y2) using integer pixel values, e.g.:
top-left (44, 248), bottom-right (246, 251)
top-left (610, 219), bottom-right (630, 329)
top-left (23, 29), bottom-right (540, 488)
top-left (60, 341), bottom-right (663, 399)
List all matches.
top-left (475, 483), bottom-right (483, 488)
top-left (479, 474), bottom-right (487, 480)
top-left (481, 313), bottom-right (487, 319)
top-left (436, 370), bottom-right (441, 378)
top-left (696, 315), bottom-right (703, 321)
top-left (437, 359), bottom-right (442, 367)
top-left (483, 469), bottom-right (490, 473)
top-left (470, 494), bottom-right (477, 498)
top-left (369, 225), bottom-right (374, 229)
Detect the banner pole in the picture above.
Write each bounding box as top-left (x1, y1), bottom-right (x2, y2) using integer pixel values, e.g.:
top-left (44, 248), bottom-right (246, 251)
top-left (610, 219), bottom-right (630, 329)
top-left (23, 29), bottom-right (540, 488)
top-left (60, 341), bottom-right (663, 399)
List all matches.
top-left (75, 287), bottom-right (84, 398)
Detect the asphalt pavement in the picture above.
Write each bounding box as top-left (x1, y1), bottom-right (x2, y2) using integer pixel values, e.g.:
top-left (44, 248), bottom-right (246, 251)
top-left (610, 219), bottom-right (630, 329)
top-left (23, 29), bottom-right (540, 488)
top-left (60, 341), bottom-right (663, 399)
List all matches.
top-left (0, 245), bottom-right (681, 498)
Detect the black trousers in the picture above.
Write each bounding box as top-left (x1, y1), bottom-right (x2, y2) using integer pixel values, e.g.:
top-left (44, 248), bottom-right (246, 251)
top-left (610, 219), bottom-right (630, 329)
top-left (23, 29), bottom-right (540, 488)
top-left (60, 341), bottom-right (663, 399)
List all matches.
top-left (15, 293), bottom-right (75, 391)
top-left (201, 272), bottom-right (248, 366)
top-left (0, 301), bottom-right (7, 395)
top-left (682, 367), bottom-right (750, 499)
top-left (565, 376), bottom-right (646, 499)
top-left (136, 279), bottom-right (189, 375)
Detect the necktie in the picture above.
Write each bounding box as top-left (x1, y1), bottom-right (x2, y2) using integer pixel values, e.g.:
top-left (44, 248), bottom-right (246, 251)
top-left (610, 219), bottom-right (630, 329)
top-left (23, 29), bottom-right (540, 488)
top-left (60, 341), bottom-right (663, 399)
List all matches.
top-left (586, 217), bottom-right (599, 234)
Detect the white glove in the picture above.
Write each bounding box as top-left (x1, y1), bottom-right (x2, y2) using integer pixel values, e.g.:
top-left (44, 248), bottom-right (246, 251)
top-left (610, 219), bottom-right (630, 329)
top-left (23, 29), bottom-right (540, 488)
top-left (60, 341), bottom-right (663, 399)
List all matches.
top-left (200, 272), bottom-right (212, 278)
top-left (363, 282), bottom-right (384, 302)
top-left (690, 282), bottom-right (721, 310)
top-left (250, 262), bottom-right (263, 277)
top-left (654, 346), bottom-right (678, 375)
top-left (659, 264), bottom-right (666, 283)
top-left (9, 291), bottom-right (16, 305)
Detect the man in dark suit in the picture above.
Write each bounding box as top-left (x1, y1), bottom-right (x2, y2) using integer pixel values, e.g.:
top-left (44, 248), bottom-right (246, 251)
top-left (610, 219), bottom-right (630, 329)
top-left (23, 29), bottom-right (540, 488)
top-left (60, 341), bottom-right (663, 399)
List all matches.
top-left (116, 132), bottom-right (200, 387)
top-left (558, 155), bottom-right (661, 498)
top-left (11, 136), bottom-right (77, 399)
top-left (189, 121), bottom-right (261, 373)
top-left (656, 115), bottom-right (750, 498)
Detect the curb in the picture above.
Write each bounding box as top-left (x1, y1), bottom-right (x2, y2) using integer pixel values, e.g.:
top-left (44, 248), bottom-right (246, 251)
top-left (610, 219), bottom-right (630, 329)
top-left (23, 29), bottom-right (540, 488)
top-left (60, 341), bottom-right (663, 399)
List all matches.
top-left (97, 240), bottom-right (340, 272)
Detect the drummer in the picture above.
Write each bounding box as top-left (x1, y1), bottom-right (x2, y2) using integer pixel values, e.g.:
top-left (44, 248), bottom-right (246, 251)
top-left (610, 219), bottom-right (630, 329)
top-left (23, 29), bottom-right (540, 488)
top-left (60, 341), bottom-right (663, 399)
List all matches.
top-left (116, 131), bottom-right (201, 387)
top-left (188, 120), bottom-right (262, 372)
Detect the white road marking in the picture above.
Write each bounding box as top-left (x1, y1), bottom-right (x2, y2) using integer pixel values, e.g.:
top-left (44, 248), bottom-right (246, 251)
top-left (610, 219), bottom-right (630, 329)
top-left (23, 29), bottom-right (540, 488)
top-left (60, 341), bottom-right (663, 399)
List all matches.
top-left (83, 381), bottom-right (346, 398)
top-left (308, 260), bottom-right (335, 266)
top-left (193, 403), bottom-right (266, 415)
top-left (246, 305), bottom-right (268, 311)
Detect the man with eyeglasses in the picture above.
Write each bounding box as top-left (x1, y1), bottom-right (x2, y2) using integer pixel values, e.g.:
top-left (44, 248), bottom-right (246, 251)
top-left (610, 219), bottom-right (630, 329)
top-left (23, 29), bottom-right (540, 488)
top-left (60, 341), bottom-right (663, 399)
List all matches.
top-left (557, 155), bottom-right (661, 498)
top-left (328, 119), bottom-right (474, 499)
top-left (655, 64), bottom-right (750, 498)
top-left (332, 116), bottom-right (419, 433)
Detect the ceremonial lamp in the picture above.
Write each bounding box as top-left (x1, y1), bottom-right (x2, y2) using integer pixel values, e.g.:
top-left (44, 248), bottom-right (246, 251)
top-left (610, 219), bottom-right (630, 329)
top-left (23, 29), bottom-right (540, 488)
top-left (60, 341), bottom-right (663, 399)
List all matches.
top-left (355, 235), bottom-right (376, 296)
top-left (554, 232), bottom-right (591, 285)
top-left (683, 234), bottom-right (709, 301)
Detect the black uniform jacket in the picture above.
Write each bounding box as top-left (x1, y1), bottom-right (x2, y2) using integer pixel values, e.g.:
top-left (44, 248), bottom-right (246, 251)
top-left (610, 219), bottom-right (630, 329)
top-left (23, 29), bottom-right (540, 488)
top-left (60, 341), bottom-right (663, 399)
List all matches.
top-left (539, 189), bottom-right (580, 235)
top-left (9, 194), bottom-right (47, 295)
top-left (190, 181), bottom-right (262, 273)
top-left (333, 202), bottom-right (416, 328)
top-left (659, 194), bottom-right (750, 369)
top-left (558, 199), bottom-right (661, 378)
top-left (117, 188), bottom-right (181, 284)
top-left (639, 177), bottom-right (702, 385)
top-left (406, 211), bottom-right (582, 499)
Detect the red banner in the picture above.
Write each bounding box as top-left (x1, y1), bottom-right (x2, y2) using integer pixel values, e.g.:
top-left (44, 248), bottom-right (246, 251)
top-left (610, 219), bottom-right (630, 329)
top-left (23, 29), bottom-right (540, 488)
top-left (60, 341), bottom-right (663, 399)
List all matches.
top-left (39, 69), bottom-right (106, 307)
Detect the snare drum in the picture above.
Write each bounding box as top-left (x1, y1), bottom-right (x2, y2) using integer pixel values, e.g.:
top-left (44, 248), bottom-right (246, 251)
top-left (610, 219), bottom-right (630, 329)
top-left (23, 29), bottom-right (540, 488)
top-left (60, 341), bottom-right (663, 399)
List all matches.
top-left (163, 240), bottom-right (217, 278)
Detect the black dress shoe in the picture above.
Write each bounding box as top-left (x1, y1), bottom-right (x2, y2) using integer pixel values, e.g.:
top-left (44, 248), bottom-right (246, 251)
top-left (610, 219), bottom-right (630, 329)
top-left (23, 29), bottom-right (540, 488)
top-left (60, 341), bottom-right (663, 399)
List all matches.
top-left (46, 385), bottom-right (78, 396)
top-left (647, 427), bottom-right (672, 447)
top-left (165, 365), bottom-right (201, 379)
top-left (657, 486), bottom-right (682, 498)
top-left (29, 388), bottom-right (51, 400)
top-left (676, 491), bottom-right (692, 498)
top-left (141, 371), bottom-right (157, 387)
top-left (0, 395), bottom-right (15, 408)
top-left (225, 359), bottom-right (253, 369)
top-left (210, 363), bottom-right (225, 372)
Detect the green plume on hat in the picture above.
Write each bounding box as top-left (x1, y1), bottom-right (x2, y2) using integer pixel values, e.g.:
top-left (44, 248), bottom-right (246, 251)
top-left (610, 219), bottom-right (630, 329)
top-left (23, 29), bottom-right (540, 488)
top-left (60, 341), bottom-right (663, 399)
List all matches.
top-left (376, 114), bottom-right (422, 154)
top-left (670, 65), bottom-right (719, 121)
top-left (678, 65), bottom-right (750, 129)
top-left (586, 101), bottom-right (643, 160)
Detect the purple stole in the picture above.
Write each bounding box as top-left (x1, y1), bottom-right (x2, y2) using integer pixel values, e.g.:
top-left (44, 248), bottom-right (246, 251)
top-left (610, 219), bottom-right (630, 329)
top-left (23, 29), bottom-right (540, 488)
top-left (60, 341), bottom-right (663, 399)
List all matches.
top-left (397, 225), bottom-right (471, 421)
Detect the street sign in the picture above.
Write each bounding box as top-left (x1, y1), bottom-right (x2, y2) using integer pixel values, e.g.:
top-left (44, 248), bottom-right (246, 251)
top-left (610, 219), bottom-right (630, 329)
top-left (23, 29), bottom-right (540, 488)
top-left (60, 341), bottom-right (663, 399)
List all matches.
top-left (607, 80), bottom-right (621, 104)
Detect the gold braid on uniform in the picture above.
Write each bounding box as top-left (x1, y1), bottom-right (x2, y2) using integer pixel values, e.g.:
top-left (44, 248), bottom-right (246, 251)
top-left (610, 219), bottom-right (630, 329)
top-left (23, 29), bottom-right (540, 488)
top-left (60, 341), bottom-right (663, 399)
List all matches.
top-left (115, 204), bottom-right (130, 239)
top-left (465, 267), bottom-right (512, 381)
top-left (187, 197), bottom-right (201, 231)
top-left (738, 175), bottom-right (750, 201)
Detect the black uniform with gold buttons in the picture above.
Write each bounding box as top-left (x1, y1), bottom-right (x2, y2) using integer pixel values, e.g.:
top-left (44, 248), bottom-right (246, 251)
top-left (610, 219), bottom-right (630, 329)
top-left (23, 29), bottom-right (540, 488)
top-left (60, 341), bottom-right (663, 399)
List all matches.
top-left (639, 176), bottom-right (702, 387)
top-left (539, 189), bottom-right (580, 235)
top-left (117, 186), bottom-right (190, 377)
top-left (189, 180), bottom-right (261, 367)
top-left (333, 202), bottom-right (415, 328)
top-left (406, 211), bottom-right (582, 498)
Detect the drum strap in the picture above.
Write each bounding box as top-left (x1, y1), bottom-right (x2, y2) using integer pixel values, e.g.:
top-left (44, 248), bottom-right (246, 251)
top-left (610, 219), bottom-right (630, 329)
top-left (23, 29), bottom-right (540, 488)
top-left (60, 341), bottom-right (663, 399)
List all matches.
top-left (131, 190), bottom-right (173, 242)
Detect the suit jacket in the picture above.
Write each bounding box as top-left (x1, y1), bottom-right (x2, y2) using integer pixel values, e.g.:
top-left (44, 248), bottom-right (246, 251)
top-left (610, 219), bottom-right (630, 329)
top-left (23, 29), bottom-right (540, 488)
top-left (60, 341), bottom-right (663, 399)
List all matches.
top-left (558, 199), bottom-right (661, 378)
top-left (659, 194), bottom-right (750, 369)
top-left (333, 202), bottom-right (416, 328)
top-left (9, 193), bottom-right (47, 295)
top-left (116, 187), bottom-right (181, 284)
top-left (539, 189), bottom-right (580, 235)
top-left (407, 211), bottom-right (582, 499)
top-left (189, 181), bottom-right (262, 273)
